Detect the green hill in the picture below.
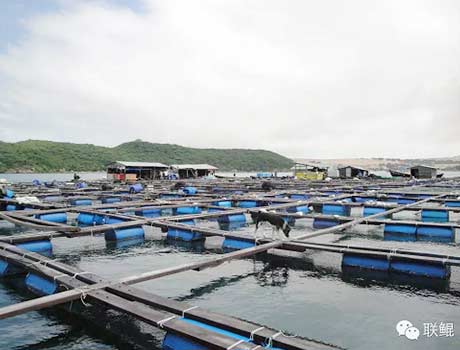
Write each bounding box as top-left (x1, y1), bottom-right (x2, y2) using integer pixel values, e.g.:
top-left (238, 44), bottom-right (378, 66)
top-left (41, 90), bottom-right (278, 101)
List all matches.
top-left (0, 140), bottom-right (294, 173)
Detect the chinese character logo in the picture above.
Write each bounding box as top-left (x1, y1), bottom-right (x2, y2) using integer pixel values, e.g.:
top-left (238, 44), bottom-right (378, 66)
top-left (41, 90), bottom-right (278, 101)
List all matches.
top-left (396, 320), bottom-right (420, 340)
top-left (397, 320), bottom-right (455, 340)
top-left (424, 322), bottom-right (455, 338)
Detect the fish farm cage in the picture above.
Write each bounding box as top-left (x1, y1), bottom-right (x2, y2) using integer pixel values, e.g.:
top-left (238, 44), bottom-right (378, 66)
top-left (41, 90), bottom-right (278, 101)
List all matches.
top-left (1, 176), bottom-right (460, 349)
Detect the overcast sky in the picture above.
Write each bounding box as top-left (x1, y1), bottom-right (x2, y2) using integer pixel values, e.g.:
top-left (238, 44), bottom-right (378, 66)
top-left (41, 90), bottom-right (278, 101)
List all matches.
top-left (1, 0), bottom-right (459, 158)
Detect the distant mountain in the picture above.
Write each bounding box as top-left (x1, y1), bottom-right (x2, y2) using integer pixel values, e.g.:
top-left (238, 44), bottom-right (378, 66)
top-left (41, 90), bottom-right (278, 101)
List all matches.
top-left (0, 140), bottom-right (294, 173)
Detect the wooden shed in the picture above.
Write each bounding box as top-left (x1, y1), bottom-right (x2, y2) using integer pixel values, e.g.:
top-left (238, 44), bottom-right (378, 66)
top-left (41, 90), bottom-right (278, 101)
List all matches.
top-left (107, 161), bottom-right (168, 181)
top-left (338, 166), bottom-right (369, 179)
top-left (292, 163), bottom-right (328, 180)
top-left (170, 164), bottom-right (218, 179)
top-left (410, 165), bottom-right (437, 179)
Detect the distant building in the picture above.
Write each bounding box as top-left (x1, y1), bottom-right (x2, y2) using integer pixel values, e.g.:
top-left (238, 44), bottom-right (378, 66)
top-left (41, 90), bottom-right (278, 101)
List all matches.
top-left (170, 164), bottom-right (218, 179)
top-left (292, 163), bottom-right (328, 180)
top-left (338, 166), bottom-right (369, 179)
top-left (410, 165), bottom-right (437, 179)
top-left (107, 161), bottom-right (168, 181)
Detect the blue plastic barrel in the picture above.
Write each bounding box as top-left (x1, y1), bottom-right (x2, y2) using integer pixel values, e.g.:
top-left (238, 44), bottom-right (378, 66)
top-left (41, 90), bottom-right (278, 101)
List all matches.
top-left (322, 204), bottom-right (351, 216)
top-left (35, 213), bottom-right (67, 223)
top-left (25, 273), bottom-right (58, 295)
top-left (105, 227), bottom-right (145, 241)
top-left (129, 184), bottom-right (143, 193)
top-left (421, 209), bottom-right (449, 223)
top-left (313, 219), bottom-right (339, 229)
top-left (175, 206), bottom-right (201, 215)
top-left (183, 187), bottom-right (197, 195)
top-left (238, 201), bottom-right (257, 208)
top-left (71, 199), bottom-right (92, 206)
top-left (217, 214), bottom-right (246, 223)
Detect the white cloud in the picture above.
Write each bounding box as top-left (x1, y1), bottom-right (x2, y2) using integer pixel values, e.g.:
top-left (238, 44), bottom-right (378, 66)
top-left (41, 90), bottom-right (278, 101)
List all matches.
top-left (1, 0), bottom-right (459, 158)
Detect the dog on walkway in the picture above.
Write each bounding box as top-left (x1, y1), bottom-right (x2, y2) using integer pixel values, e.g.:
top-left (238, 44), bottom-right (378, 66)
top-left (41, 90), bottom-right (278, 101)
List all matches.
top-left (250, 210), bottom-right (291, 240)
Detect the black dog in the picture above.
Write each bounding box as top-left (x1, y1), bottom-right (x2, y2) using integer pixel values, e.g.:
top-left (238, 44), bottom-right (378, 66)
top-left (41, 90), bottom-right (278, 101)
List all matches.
top-left (171, 181), bottom-right (185, 190)
top-left (250, 211), bottom-right (291, 238)
top-left (261, 181), bottom-right (274, 192)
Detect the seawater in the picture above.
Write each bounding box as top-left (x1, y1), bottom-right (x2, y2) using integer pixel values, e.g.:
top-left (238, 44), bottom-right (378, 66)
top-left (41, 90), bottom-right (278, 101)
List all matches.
top-left (1, 177), bottom-right (460, 349)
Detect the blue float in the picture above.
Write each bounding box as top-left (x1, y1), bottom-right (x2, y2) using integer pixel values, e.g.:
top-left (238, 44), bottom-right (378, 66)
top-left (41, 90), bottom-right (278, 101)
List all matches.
top-left (238, 201), bottom-right (257, 208)
top-left (129, 183), bottom-right (144, 193)
top-left (287, 205), bottom-right (309, 214)
top-left (354, 197), bottom-right (376, 203)
top-left (222, 238), bottom-right (255, 250)
top-left (167, 220), bottom-right (201, 241)
top-left (387, 198), bottom-right (416, 205)
top-left (390, 259), bottom-right (450, 279)
top-left (218, 214), bottom-right (246, 223)
top-left (75, 182), bottom-right (88, 189)
top-left (421, 209), bottom-right (449, 223)
top-left (384, 223), bottom-right (417, 235)
top-left (32, 179), bottom-right (41, 186)
top-left (445, 201), bottom-right (460, 207)
top-left (101, 197), bottom-right (121, 204)
top-left (416, 226), bottom-right (454, 240)
top-left (105, 217), bottom-right (127, 225)
top-left (313, 219), bottom-right (339, 229)
top-left (25, 273), bottom-right (58, 295)
top-left (175, 206), bottom-right (201, 215)
top-left (35, 212), bottom-right (67, 224)
top-left (183, 187), bottom-right (197, 195)
top-left (105, 226), bottom-right (144, 241)
top-left (17, 240), bottom-right (53, 256)
top-left (6, 204), bottom-right (17, 211)
top-left (77, 213), bottom-right (97, 226)
top-left (342, 254), bottom-right (390, 271)
top-left (342, 254), bottom-right (451, 279)
top-left (322, 204), bottom-right (351, 216)
top-left (208, 207), bottom-right (225, 213)
top-left (213, 201), bottom-right (232, 207)
top-left (4, 189), bottom-right (14, 198)
top-left (0, 260), bottom-right (22, 276)
top-left (363, 206), bottom-right (389, 218)
top-left (136, 208), bottom-right (161, 218)
top-left (71, 199), bottom-right (92, 206)
top-left (164, 318), bottom-right (278, 350)
top-left (290, 194), bottom-right (309, 200)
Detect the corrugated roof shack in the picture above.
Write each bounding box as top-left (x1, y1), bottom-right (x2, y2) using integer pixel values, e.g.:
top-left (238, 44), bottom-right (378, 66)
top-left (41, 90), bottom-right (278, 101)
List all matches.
top-left (338, 166), bottom-right (369, 179)
top-left (292, 163), bottom-right (328, 180)
top-left (170, 164), bottom-right (218, 179)
top-left (410, 165), bottom-right (437, 179)
top-left (107, 161), bottom-right (168, 181)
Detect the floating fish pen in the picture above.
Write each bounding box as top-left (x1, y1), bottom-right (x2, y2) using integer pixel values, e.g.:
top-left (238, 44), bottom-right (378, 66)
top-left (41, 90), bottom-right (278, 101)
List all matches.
top-left (1, 176), bottom-right (460, 349)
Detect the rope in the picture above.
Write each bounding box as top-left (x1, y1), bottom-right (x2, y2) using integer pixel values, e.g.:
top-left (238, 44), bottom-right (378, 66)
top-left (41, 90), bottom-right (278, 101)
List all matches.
top-left (53, 273), bottom-right (68, 282)
top-left (72, 271), bottom-right (91, 279)
top-left (249, 326), bottom-right (265, 341)
top-left (157, 315), bottom-right (177, 328)
top-left (181, 305), bottom-right (199, 318)
top-left (226, 339), bottom-right (245, 350)
top-left (266, 331), bottom-right (282, 348)
top-left (76, 288), bottom-right (90, 307)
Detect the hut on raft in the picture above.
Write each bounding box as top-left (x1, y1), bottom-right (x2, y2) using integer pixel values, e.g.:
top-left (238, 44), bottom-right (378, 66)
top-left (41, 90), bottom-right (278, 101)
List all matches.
top-left (170, 164), bottom-right (218, 179)
top-left (106, 161), bottom-right (169, 181)
top-left (292, 163), bottom-right (328, 180)
top-left (338, 166), bottom-right (369, 179)
top-left (410, 165), bottom-right (438, 179)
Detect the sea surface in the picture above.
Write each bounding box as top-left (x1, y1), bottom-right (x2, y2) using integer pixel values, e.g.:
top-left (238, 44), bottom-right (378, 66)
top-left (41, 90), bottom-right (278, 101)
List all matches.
top-left (0, 175), bottom-right (460, 349)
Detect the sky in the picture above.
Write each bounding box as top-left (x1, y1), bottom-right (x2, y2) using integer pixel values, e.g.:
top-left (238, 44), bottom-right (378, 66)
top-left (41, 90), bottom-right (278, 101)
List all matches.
top-left (0, 0), bottom-right (459, 159)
